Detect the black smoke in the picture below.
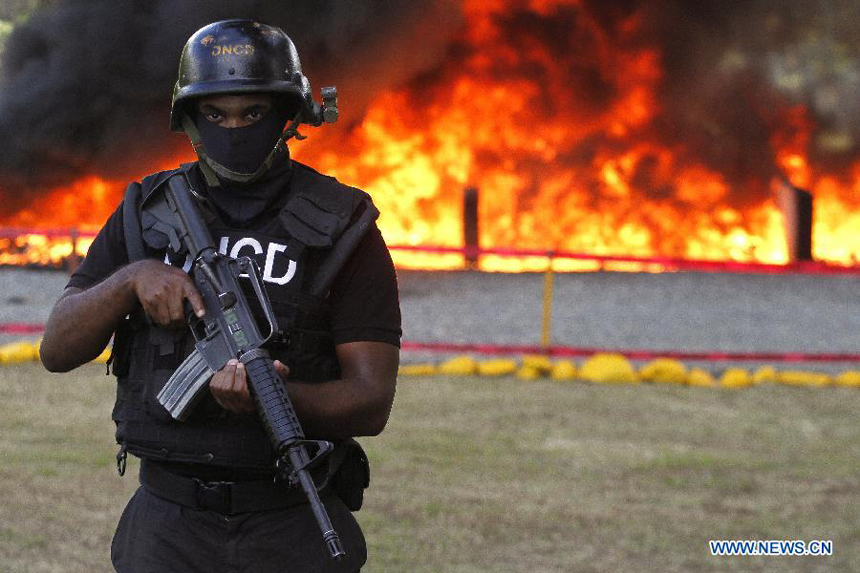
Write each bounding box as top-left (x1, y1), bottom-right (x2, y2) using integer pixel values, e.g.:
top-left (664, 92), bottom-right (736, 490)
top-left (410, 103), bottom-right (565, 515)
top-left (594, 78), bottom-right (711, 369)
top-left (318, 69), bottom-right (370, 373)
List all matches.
top-left (641, 0), bottom-right (860, 202)
top-left (0, 0), bottom-right (461, 210)
top-left (0, 0), bottom-right (856, 215)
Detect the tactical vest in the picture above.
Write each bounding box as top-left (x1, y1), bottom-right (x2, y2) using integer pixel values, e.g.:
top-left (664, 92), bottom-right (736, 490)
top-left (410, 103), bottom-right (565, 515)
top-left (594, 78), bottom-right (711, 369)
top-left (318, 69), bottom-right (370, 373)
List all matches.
top-left (111, 161), bottom-right (376, 471)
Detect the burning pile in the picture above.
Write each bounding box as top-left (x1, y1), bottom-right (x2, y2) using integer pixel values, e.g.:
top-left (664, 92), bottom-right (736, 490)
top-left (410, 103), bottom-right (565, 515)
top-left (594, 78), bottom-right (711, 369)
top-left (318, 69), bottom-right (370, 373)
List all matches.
top-left (0, 1), bottom-right (858, 270)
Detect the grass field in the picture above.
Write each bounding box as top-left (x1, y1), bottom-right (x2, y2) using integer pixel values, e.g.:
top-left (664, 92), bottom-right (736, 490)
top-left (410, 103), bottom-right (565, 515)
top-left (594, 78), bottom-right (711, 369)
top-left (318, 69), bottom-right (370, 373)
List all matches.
top-left (0, 363), bottom-right (858, 572)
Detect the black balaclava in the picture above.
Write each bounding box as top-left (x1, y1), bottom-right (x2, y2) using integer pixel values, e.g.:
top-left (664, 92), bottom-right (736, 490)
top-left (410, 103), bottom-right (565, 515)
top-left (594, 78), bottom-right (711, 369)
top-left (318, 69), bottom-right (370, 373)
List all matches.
top-left (196, 105), bottom-right (290, 175)
top-left (195, 105), bottom-right (295, 227)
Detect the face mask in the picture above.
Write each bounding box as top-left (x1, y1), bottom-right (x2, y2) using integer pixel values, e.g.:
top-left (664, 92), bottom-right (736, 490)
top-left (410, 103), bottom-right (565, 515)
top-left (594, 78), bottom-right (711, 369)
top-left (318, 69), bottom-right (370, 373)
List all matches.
top-left (195, 107), bottom-right (289, 175)
top-left (203, 152), bottom-right (293, 227)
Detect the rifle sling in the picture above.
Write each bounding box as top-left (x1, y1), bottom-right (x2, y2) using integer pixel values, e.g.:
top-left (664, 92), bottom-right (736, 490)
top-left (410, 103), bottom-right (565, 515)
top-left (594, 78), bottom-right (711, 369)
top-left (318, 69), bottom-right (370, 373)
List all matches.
top-left (122, 182), bottom-right (146, 263)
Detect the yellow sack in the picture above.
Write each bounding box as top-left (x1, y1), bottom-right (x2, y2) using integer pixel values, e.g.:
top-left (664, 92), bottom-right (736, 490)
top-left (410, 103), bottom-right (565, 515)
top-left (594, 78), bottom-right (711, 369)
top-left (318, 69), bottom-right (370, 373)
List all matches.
top-left (639, 358), bottom-right (687, 384)
top-left (834, 371), bottom-right (860, 387)
top-left (580, 353), bottom-right (637, 384)
top-left (516, 365), bottom-right (542, 380)
top-left (687, 368), bottom-right (715, 387)
top-left (399, 363), bottom-right (438, 376)
top-left (550, 360), bottom-right (577, 381)
top-left (0, 341), bottom-right (39, 364)
top-left (477, 359), bottom-right (518, 377)
top-left (752, 366), bottom-right (777, 385)
top-left (93, 346), bottom-right (112, 364)
top-left (778, 370), bottom-right (830, 387)
top-left (720, 368), bottom-right (752, 389)
top-left (522, 354), bottom-right (553, 374)
top-left (438, 355), bottom-right (477, 376)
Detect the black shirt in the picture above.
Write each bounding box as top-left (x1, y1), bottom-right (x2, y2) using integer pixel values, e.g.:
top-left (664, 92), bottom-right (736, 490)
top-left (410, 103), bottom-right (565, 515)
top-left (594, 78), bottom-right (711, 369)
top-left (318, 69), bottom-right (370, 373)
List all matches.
top-left (68, 180), bottom-right (402, 348)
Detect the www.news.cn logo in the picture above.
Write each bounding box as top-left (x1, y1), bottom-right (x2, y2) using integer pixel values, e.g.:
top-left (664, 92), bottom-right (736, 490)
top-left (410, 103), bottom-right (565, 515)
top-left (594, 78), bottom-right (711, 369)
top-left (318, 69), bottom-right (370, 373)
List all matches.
top-left (709, 539), bottom-right (833, 556)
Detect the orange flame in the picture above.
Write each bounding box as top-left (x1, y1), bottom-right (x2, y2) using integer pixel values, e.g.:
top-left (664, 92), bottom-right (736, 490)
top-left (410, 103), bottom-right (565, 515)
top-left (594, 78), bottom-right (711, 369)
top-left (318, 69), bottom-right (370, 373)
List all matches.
top-left (1, 2), bottom-right (858, 271)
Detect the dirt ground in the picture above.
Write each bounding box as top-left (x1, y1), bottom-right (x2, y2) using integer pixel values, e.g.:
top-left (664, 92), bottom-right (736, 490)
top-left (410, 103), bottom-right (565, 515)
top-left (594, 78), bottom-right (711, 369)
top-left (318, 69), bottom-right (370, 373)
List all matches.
top-left (1, 363), bottom-right (857, 572)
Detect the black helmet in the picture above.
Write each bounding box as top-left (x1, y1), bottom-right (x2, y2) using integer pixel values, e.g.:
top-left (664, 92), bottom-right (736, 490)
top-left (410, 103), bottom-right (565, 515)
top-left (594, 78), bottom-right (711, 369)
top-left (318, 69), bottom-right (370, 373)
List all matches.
top-left (171, 19), bottom-right (337, 185)
top-left (170, 19), bottom-right (337, 131)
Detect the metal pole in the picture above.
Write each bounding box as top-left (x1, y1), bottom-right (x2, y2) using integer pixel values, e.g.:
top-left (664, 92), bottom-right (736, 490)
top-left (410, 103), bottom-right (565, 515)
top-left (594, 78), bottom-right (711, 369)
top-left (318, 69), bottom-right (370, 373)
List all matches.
top-left (463, 187), bottom-right (479, 269)
top-left (67, 228), bottom-right (80, 275)
top-left (777, 179), bottom-right (814, 262)
top-left (540, 253), bottom-right (555, 350)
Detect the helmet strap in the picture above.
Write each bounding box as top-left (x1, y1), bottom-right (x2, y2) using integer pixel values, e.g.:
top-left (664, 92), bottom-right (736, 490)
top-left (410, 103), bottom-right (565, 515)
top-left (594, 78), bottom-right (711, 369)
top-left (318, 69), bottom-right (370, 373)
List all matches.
top-left (181, 112), bottom-right (302, 187)
top-left (282, 112), bottom-right (307, 142)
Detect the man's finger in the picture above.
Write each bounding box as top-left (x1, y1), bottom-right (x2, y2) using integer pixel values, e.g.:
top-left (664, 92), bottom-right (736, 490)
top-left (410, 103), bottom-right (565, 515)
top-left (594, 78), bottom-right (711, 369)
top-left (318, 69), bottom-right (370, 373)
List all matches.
top-left (152, 302), bottom-right (172, 327)
top-left (222, 364), bottom-right (238, 411)
top-left (226, 360), bottom-right (244, 411)
top-left (232, 362), bottom-right (255, 413)
top-left (166, 289), bottom-right (186, 324)
top-left (273, 360), bottom-right (290, 379)
top-left (182, 282), bottom-right (206, 318)
top-left (231, 362), bottom-right (246, 394)
top-left (211, 359), bottom-right (238, 410)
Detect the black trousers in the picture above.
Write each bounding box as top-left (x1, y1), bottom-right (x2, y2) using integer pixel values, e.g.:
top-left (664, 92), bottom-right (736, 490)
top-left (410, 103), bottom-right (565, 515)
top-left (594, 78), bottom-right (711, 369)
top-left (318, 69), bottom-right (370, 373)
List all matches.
top-left (111, 486), bottom-right (366, 573)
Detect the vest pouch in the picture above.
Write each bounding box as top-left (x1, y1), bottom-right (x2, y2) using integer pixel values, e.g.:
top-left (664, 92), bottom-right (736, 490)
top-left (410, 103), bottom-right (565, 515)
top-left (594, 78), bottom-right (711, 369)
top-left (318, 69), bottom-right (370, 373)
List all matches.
top-left (145, 326), bottom-right (194, 423)
top-left (330, 439), bottom-right (370, 511)
top-left (285, 328), bottom-right (341, 382)
top-left (109, 315), bottom-right (138, 378)
top-left (144, 374), bottom-right (182, 423)
top-left (280, 190), bottom-right (351, 248)
top-left (265, 295), bottom-right (341, 383)
top-left (112, 323), bottom-right (150, 423)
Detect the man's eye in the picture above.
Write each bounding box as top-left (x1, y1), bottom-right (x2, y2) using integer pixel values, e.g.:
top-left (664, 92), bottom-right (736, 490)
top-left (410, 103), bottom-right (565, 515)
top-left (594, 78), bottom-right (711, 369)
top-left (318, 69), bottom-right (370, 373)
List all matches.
top-left (205, 112), bottom-right (222, 122)
top-left (247, 109), bottom-right (263, 120)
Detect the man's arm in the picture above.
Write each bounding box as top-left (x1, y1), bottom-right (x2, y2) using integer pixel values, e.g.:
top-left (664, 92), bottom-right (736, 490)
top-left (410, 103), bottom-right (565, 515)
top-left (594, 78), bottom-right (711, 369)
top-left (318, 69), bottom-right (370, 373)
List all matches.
top-left (289, 340), bottom-right (399, 437)
top-left (210, 341), bottom-right (399, 439)
top-left (40, 260), bottom-right (205, 373)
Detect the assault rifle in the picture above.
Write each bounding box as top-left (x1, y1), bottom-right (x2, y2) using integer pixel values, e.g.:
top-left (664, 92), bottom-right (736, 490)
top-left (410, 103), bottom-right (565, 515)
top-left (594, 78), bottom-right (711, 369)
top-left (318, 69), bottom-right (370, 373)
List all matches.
top-left (154, 174), bottom-right (349, 561)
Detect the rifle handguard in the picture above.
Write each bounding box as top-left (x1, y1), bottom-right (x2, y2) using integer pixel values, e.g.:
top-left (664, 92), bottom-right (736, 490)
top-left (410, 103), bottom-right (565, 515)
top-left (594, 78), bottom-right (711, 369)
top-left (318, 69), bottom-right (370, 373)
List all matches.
top-left (240, 347), bottom-right (345, 561)
top-left (239, 348), bottom-right (304, 452)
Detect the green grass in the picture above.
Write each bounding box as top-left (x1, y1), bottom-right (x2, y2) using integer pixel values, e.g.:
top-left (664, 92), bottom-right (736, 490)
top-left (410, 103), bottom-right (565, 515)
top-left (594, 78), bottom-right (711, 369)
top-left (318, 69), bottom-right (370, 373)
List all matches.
top-left (0, 364), bottom-right (858, 572)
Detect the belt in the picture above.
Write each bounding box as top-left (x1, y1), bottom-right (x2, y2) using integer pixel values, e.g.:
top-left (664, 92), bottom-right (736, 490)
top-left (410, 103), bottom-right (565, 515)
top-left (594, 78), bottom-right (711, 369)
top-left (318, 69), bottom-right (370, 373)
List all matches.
top-left (140, 459), bottom-right (318, 515)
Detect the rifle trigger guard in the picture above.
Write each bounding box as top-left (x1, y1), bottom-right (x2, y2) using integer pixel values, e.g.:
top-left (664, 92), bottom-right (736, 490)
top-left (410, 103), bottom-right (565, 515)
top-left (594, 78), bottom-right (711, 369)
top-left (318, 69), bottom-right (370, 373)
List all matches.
top-left (279, 439), bottom-right (334, 490)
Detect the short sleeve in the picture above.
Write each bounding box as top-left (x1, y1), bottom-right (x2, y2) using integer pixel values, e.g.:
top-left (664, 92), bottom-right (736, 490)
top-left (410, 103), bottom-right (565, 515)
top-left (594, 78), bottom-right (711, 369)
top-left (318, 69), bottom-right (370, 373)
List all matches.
top-left (66, 201), bottom-right (130, 290)
top-left (327, 224), bottom-right (402, 347)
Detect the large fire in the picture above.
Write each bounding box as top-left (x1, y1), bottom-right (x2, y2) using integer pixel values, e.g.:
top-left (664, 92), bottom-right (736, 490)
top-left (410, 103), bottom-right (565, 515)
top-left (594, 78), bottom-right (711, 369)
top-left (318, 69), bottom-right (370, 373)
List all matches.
top-left (1, 1), bottom-right (858, 271)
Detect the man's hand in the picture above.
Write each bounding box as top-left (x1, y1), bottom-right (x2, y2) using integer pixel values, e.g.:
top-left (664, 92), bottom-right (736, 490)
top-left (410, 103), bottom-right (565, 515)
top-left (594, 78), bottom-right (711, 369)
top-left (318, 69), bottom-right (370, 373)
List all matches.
top-left (130, 260), bottom-right (205, 329)
top-left (209, 341), bottom-right (398, 438)
top-left (42, 259), bottom-right (206, 372)
top-left (210, 358), bottom-right (290, 414)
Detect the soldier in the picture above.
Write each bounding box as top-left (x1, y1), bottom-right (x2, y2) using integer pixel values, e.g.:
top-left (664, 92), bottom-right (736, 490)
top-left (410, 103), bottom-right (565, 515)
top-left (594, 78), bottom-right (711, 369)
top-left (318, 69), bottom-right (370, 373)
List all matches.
top-left (40, 19), bottom-right (400, 572)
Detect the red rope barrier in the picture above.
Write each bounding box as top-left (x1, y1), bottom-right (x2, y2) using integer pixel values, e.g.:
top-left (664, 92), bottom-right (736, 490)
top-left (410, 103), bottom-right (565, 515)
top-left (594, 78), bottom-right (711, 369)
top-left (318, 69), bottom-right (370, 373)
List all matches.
top-left (0, 226), bottom-right (857, 275)
top-left (401, 341), bottom-right (860, 363)
top-left (388, 244), bottom-right (860, 275)
top-left (0, 227), bottom-right (97, 239)
top-left (4, 323), bottom-right (855, 363)
top-left (0, 323), bottom-right (47, 334)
